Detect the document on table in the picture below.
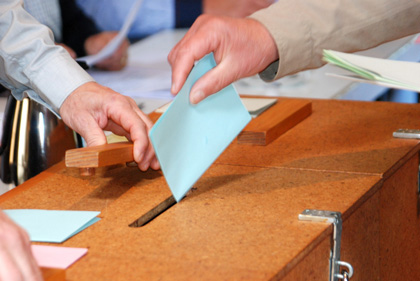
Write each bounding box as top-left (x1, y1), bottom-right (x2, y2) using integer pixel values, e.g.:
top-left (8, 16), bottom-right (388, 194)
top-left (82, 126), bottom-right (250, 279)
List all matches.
top-left (77, 0), bottom-right (143, 66)
top-left (156, 97), bottom-right (277, 118)
top-left (4, 209), bottom-right (100, 243)
top-left (87, 64), bottom-right (173, 99)
top-left (149, 53), bottom-right (252, 202)
top-left (32, 245), bottom-right (88, 269)
top-left (323, 49), bottom-right (420, 92)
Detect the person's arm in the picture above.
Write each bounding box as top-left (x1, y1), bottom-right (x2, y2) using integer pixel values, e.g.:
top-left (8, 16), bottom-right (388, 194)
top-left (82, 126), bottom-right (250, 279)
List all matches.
top-left (60, 0), bottom-right (129, 71)
top-left (0, 210), bottom-right (42, 281)
top-left (169, 0), bottom-right (420, 104)
top-left (0, 0), bottom-right (93, 115)
top-left (59, 81), bottom-right (159, 171)
top-left (250, 0), bottom-right (420, 81)
top-left (202, 0), bottom-right (274, 18)
top-left (83, 31), bottom-right (130, 71)
top-left (168, 15), bottom-right (278, 104)
top-left (0, 0), bottom-right (158, 171)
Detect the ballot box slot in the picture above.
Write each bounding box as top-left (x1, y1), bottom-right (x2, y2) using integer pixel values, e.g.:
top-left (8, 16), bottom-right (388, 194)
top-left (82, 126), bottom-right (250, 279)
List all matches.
top-left (129, 195), bottom-right (176, 227)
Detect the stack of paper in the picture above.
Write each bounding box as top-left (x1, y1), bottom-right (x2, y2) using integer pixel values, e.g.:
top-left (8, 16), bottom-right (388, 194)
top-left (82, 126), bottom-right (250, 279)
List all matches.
top-left (323, 49), bottom-right (420, 92)
top-left (4, 209), bottom-right (100, 243)
top-left (240, 98), bottom-right (277, 118)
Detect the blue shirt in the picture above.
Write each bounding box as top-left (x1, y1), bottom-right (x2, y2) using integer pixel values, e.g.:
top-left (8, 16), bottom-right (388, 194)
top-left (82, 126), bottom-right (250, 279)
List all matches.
top-left (76, 0), bottom-right (201, 41)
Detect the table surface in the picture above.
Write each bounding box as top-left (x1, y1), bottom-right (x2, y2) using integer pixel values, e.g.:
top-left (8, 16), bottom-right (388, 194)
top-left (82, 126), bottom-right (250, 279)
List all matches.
top-left (1, 98), bottom-right (419, 280)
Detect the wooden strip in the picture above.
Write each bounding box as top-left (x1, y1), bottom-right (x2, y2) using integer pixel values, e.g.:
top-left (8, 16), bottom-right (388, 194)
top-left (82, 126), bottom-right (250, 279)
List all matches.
top-left (65, 142), bottom-right (134, 168)
top-left (65, 99), bottom-right (311, 168)
top-left (41, 267), bottom-right (66, 281)
top-left (237, 99), bottom-right (312, 145)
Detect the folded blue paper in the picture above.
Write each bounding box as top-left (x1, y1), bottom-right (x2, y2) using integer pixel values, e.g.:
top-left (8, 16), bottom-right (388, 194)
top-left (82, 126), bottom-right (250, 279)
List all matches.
top-left (149, 53), bottom-right (251, 202)
top-left (4, 209), bottom-right (100, 243)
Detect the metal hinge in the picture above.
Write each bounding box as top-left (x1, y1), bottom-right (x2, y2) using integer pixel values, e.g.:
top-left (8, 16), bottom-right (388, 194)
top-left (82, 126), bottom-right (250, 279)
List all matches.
top-left (393, 129), bottom-right (420, 139)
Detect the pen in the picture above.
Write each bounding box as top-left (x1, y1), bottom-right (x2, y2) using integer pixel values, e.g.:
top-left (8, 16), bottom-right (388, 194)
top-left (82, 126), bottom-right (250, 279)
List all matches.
top-left (76, 60), bottom-right (89, 70)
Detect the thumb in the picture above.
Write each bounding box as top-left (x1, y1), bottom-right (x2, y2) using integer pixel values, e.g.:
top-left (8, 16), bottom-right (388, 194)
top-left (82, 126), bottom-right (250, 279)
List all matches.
top-left (189, 61), bottom-right (236, 104)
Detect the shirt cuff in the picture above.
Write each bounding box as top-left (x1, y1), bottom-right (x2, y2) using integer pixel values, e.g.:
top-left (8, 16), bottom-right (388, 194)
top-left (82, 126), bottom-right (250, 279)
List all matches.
top-left (258, 60), bottom-right (279, 82)
top-left (23, 52), bottom-right (94, 116)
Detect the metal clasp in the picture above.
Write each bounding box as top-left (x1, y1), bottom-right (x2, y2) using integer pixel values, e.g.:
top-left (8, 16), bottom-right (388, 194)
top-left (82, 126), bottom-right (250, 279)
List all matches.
top-left (298, 209), bottom-right (353, 281)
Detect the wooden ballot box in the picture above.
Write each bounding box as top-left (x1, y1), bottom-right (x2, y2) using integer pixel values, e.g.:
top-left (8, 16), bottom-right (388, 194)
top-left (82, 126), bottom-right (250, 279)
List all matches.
top-left (1, 98), bottom-right (420, 280)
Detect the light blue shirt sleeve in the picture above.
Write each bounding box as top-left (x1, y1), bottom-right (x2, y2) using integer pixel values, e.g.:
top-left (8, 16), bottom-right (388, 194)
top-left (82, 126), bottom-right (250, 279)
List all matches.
top-left (23, 0), bottom-right (62, 42)
top-left (0, 0), bottom-right (94, 116)
top-left (75, 0), bottom-right (175, 40)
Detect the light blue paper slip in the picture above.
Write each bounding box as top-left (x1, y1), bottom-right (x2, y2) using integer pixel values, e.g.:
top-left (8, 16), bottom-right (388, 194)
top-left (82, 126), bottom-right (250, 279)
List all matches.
top-left (4, 209), bottom-right (100, 243)
top-left (149, 53), bottom-right (251, 202)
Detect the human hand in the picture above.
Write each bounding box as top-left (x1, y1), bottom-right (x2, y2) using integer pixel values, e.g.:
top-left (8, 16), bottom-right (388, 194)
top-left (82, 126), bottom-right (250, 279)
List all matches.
top-left (84, 32), bottom-right (130, 71)
top-left (168, 15), bottom-right (278, 104)
top-left (0, 211), bottom-right (42, 281)
top-left (59, 82), bottom-right (160, 171)
top-left (56, 43), bottom-right (77, 59)
top-left (203, 0), bottom-right (275, 17)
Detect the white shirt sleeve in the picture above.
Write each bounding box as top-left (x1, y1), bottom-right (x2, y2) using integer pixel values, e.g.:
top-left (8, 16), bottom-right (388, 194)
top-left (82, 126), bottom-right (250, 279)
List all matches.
top-left (0, 0), bottom-right (94, 116)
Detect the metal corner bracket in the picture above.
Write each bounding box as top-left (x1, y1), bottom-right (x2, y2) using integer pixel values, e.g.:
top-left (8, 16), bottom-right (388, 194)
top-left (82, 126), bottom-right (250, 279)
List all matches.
top-left (298, 209), bottom-right (354, 281)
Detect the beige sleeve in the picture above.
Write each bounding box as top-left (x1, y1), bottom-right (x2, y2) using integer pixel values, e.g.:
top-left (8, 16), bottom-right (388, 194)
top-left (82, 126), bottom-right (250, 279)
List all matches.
top-left (250, 0), bottom-right (420, 81)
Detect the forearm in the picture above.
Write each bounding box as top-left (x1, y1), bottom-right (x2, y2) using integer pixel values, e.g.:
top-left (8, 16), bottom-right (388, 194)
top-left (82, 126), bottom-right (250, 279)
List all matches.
top-left (0, 0), bottom-right (93, 115)
top-left (250, 0), bottom-right (420, 81)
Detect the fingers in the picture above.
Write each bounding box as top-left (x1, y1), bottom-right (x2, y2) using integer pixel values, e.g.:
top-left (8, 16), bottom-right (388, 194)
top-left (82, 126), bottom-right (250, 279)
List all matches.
top-left (169, 16), bottom-right (279, 104)
top-left (60, 82), bottom-right (159, 172)
top-left (0, 211), bottom-right (42, 281)
top-left (85, 32), bottom-right (130, 71)
top-left (128, 106), bottom-right (158, 171)
top-left (76, 116), bottom-right (108, 148)
top-left (103, 98), bottom-right (152, 170)
top-left (168, 15), bottom-right (241, 99)
top-left (188, 69), bottom-right (228, 104)
top-left (168, 15), bottom-right (219, 95)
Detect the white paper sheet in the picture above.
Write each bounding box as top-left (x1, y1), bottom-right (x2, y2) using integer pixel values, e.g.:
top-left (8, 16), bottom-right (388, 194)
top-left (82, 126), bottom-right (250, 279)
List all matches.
top-left (324, 50), bottom-right (420, 92)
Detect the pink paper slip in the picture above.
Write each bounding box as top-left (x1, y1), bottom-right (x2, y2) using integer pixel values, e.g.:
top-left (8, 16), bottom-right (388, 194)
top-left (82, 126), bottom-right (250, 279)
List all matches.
top-left (32, 245), bottom-right (88, 269)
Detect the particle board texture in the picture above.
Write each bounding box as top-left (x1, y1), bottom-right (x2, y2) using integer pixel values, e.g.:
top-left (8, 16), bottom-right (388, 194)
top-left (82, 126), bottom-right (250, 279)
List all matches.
top-left (1, 98), bottom-right (420, 280)
top-left (0, 163), bottom-right (382, 280)
top-left (41, 267), bottom-right (65, 281)
top-left (217, 99), bottom-right (420, 178)
top-left (379, 154), bottom-right (420, 281)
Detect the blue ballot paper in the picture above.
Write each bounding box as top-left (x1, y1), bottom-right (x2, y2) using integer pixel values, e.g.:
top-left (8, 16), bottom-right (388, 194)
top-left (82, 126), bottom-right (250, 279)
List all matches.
top-left (149, 53), bottom-right (251, 202)
top-left (4, 209), bottom-right (100, 243)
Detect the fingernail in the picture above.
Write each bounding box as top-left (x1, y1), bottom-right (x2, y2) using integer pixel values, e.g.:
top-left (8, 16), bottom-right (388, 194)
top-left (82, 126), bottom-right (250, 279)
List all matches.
top-left (126, 161), bottom-right (138, 167)
top-left (140, 162), bottom-right (149, 171)
top-left (191, 91), bottom-right (204, 104)
top-left (171, 83), bottom-right (177, 94)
